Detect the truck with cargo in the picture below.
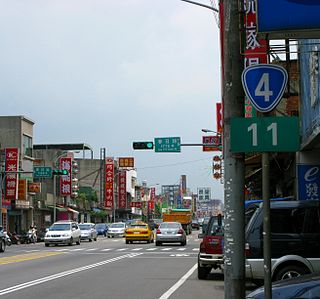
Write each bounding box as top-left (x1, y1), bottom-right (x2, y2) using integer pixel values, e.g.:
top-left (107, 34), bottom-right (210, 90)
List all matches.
top-left (162, 208), bottom-right (192, 235)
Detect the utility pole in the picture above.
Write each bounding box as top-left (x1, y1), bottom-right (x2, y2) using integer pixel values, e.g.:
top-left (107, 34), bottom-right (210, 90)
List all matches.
top-left (222, 0), bottom-right (246, 299)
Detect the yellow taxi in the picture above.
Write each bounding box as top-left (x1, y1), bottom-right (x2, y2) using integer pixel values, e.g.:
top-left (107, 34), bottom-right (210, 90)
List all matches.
top-left (125, 221), bottom-right (154, 244)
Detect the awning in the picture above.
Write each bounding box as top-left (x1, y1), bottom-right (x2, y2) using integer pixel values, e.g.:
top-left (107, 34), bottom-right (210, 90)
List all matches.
top-left (48, 205), bottom-right (68, 212)
top-left (67, 207), bottom-right (79, 215)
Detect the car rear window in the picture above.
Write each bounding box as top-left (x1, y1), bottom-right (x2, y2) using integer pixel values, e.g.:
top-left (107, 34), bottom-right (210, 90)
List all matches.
top-left (49, 224), bottom-right (71, 231)
top-left (79, 225), bottom-right (92, 230)
top-left (129, 224), bottom-right (147, 229)
top-left (160, 223), bottom-right (180, 229)
top-left (110, 223), bottom-right (125, 228)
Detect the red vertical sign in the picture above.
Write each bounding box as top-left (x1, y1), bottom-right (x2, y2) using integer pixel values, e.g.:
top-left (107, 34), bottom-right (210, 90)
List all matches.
top-left (118, 171), bottom-right (127, 209)
top-left (5, 148), bottom-right (19, 199)
top-left (105, 158), bottom-right (114, 208)
top-left (216, 103), bottom-right (223, 134)
top-left (60, 157), bottom-right (72, 196)
top-left (244, 0), bottom-right (268, 117)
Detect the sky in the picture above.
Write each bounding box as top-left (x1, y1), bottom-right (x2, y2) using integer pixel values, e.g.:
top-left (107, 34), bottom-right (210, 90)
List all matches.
top-left (0, 0), bottom-right (223, 199)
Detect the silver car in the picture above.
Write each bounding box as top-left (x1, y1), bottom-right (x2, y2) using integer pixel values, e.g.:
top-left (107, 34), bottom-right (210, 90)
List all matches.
top-left (79, 223), bottom-right (97, 242)
top-left (155, 222), bottom-right (187, 246)
top-left (107, 222), bottom-right (126, 238)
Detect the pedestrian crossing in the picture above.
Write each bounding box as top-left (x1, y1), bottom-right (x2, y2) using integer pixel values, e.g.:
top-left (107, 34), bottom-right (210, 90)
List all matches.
top-left (24, 247), bottom-right (199, 253)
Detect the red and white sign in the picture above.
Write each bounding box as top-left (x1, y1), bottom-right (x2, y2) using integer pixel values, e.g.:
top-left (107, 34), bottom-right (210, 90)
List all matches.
top-left (203, 136), bottom-right (221, 152)
top-left (148, 200), bottom-right (155, 210)
top-left (5, 148), bottom-right (19, 199)
top-left (105, 158), bottom-right (114, 208)
top-left (60, 157), bottom-right (72, 196)
top-left (244, 0), bottom-right (268, 118)
top-left (118, 171), bottom-right (127, 209)
top-left (216, 103), bottom-right (223, 134)
top-left (130, 202), bottom-right (142, 208)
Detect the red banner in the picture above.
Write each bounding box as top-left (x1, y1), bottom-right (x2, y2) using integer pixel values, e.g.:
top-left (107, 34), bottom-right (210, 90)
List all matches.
top-left (60, 157), bottom-right (72, 196)
top-left (105, 158), bottom-right (114, 208)
top-left (216, 103), bottom-right (223, 134)
top-left (5, 148), bottom-right (19, 199)
top-left (130, 202), bottom-right (142, 208)
top-left (118, 171), bottom-right (127, 209)
top-left (244, 0), bottom-right (268, 118)
top-left (148, 200), bottom-right (155, 210)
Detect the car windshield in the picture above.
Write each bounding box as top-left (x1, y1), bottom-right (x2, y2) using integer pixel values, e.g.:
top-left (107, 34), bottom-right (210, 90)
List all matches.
top-left (95, 224), bottom-right (106, 229)
top-left (129, 224), bottom-right (147, 229)
top-left (160, 223), bottom-right (180, 229)
top-left (208, 218), bottom-right (224, 236)
top-left (49, 223), bottom-right (71, 231)
top-left (110, 223), bottom-right (125, 228)
top-left (79, 224), bottom-right (92, 230)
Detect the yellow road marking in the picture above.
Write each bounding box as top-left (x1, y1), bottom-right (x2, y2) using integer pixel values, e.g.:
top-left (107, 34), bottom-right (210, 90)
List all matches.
top-left (0, 252), bottom-right (65, 265)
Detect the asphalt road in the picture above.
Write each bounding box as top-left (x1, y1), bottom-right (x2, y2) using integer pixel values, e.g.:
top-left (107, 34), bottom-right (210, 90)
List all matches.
top-left (0, 230), bottom-right (225, 299)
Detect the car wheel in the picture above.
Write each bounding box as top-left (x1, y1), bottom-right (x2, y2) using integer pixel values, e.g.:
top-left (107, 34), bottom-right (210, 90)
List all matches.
top-left (274, 265), bottom-right (309, 281)
top-left (89, 238), bottom-right (92, 242)
top-left (45, 243), bottom-right (50, 247)
top-left (126, 240), bottom-right (129, 244)
top-left (0, 239), bottom-right (6, 252)
top-left (94, 237), bottom-right (97, 241)
top-left (107, 236), bottom-right (110, 238)
top-left (76, 237), bottom-right (81, 245)
top-left (155, 241), bottom-right (161, 246)
top-left (181, 240), bottom-right (187, 246)
top-left (68, 237), bottom-right (73, 246)
top-left (198, 263), bottom-right (210, 279)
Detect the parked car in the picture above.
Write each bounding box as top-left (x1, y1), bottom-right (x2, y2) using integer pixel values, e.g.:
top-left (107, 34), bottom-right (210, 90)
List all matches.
top-left (197, 214), bottom-right (224, 279)
top-left (191, 219), bottom-right (200, 230)
top-left (125, 221), bottom-right (154, 244)
top-left (79, 223), bottom-right (97, 242)
top-left (246, 273), bottom-right (320, 299)
top-left (44, 220), bottom-right (81, 246)
top-left (245, 200), bottom-right (320, 284)
top-left (155, 221), bottom-right (187, 246)
top-left (95, 223), bottom-right (108, 236)
top-left (107, 222), bottom-right (126, 238)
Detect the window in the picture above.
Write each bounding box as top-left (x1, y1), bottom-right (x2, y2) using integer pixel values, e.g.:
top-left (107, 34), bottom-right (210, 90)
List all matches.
top-left (23, 135), bottom-right (33, 157)
top-left (271, 208), bottom-right (305, 234)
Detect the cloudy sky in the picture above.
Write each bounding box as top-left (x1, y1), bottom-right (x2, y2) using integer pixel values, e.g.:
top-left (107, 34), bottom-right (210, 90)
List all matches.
top-left (0, 0), bottom-right (223, 199)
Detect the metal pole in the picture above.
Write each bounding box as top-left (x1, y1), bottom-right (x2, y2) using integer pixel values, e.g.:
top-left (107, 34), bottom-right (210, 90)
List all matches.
top-left (223, 0), bottom-right (246, 298)
top-left (0, 173), bottom-right (3, 228)
top-left (53, 174), bottom-right (56, 223)
top-left (262, 152), bottom-right (272, 299)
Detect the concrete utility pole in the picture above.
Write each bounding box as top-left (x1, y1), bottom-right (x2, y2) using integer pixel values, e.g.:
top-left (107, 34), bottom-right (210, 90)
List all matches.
top-left (222, 0), bottom-right (246, 299)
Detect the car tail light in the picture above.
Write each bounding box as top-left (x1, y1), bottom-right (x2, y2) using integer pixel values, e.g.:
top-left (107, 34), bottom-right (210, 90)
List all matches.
top-left (156, 229), bottom-right (161, 234)
top-left (177, 229), bottom-right (184, 234)
top-left (141, 230), bottom-right (148, 234)
top-left (245, 242), bottom-right (251, 257)
top-left (199, 241), bottom-right (206, 253)
top-left (126, 231), bottom-right (133, 234)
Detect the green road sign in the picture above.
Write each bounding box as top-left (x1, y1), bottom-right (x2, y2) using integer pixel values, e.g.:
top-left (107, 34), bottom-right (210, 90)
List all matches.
top-left (33, 166), bottom-right (53, 178)
top-left (231, 116), bottom-right (299, 152)
top-left (155, 137), bottom-right (181, 153)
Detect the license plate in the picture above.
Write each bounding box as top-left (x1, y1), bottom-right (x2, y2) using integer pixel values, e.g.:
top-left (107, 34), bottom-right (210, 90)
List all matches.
top-left (134, 232), bottom-right (140, 234)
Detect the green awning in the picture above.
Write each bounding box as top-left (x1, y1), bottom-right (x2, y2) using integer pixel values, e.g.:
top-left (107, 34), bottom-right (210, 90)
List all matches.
top-left (47, 205), bottom-right (68, 212)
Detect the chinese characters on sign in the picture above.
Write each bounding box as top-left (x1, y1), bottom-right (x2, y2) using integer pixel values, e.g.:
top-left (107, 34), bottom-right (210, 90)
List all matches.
top-left (216, 103), bottom-right (223, 134)
top-left (202, 136), bottom-right (221, 152)
top-left (154, 137), bottom-right (181, 152)
top-left (105, 158), bottom-right (114, 209)
top-left (244, 0), bottom-right (267, 118)
top-left (18, 179), bottom-right (27, 200)
top-left (298, 165), bottom-right (320, 201)
top-left (118, 157), bottom-right (134, 168)
top-left (118, 171), bottom-right (127, 209)
top-left (60, 157), bottom-right (72, 196)
top-left (5, 148), bottom-right (19, 200)
top-left (130, 202), bottom-right (142, 208)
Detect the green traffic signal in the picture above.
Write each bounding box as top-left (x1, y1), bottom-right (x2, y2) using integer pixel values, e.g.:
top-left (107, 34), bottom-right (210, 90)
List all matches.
top-left (132, 141), bottom-right (154, 150)
top-left (53, 169), bottom-right (69, 175)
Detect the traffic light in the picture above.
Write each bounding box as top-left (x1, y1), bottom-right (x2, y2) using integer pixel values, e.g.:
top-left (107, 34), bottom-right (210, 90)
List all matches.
top-left (53, 169), bottom-right (69, 175)
top-left (132, 141), bottom-right (154, 150)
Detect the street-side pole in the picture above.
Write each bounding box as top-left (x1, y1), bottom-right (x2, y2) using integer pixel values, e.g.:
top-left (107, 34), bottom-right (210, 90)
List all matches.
top-left (53, 174), bottom-right (56, 223)
top-left (0, 173), bottom-right (3, 227)
top-left (223, 0), bottom-right (246, 298)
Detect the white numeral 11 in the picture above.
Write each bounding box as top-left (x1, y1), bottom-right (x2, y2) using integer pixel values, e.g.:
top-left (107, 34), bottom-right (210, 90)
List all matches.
top-left (247, 122), bottom-right (278, 146)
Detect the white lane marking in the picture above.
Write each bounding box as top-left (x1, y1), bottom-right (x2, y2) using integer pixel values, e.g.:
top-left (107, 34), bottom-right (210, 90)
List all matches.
top-left (0, 253), bottom-right (143, 296)
top-left (116, 248), bottom-right (126, 251)
top-left (169, 254), bottom-right (190, 257)
top-left (70, 248), bottom-right (84, 251)
top-left (86, 248), bottom-right (98, 251)
top-left (131, 248), bottom-right (143, 251)
top-left (146, 248), bottom-right (157, 251)
top-left (158, 263), bottom-right (197, 299)
top-left (192, 248), bottom-right (199, 251)
top-left (54, 249), bottom-right (70, 251)
top-left (23, 250), bottom-right (40, 253)
top-left (176, 248), bottom-right (186, 251)
top-left (101, 248), bottom-right (112, 251)
top-left (161, 248), bottom-right (172, 251)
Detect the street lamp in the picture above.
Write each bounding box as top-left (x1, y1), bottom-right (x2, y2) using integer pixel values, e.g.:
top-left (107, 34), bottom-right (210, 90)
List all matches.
top-left (201, 128), bottom-right (221, 135)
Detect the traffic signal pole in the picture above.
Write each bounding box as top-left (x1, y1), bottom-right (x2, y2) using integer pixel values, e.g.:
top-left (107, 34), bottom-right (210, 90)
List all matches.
top-left (222, 0), bottom-right (246, 298)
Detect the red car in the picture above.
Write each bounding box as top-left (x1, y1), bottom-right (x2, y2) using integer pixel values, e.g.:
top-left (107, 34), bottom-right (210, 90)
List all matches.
top-left (197, 214), bottom-right (224, 279)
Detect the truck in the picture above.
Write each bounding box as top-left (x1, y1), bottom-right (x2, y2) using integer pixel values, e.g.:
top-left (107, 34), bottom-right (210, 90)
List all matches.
top-left (162, 208), bottom-right (193, 235)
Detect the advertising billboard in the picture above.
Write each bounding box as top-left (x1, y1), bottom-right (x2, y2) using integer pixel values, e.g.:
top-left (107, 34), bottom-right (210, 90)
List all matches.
top-left (257, 0), bottom-right (320, 38)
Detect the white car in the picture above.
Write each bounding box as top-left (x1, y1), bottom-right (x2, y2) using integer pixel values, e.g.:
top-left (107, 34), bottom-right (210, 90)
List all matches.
top-left (44, 221), bottom-right (81, 246)
top-left (79, 223), bottom-right (97, 242)
top-left (107, 222), bottom-right (126, 238)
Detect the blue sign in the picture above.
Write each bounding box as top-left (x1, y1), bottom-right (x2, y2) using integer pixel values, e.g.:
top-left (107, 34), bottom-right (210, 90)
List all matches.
top-left (242, 64), bottom-right (288, 113)
top-left (257, 0), bottom-right (320, 36)
top-left (298, 164), bottom-right (320, 200)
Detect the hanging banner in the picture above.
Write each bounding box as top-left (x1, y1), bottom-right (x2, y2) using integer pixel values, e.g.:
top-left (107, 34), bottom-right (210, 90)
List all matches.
top-left (5, 148), bottom-right (19, 200)
top-left (118, 171), bottom-right (127, 209)
top-left (60, 157), bottom-right (72, 196)
top-left (105, 158), bottom-right (114, 208)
